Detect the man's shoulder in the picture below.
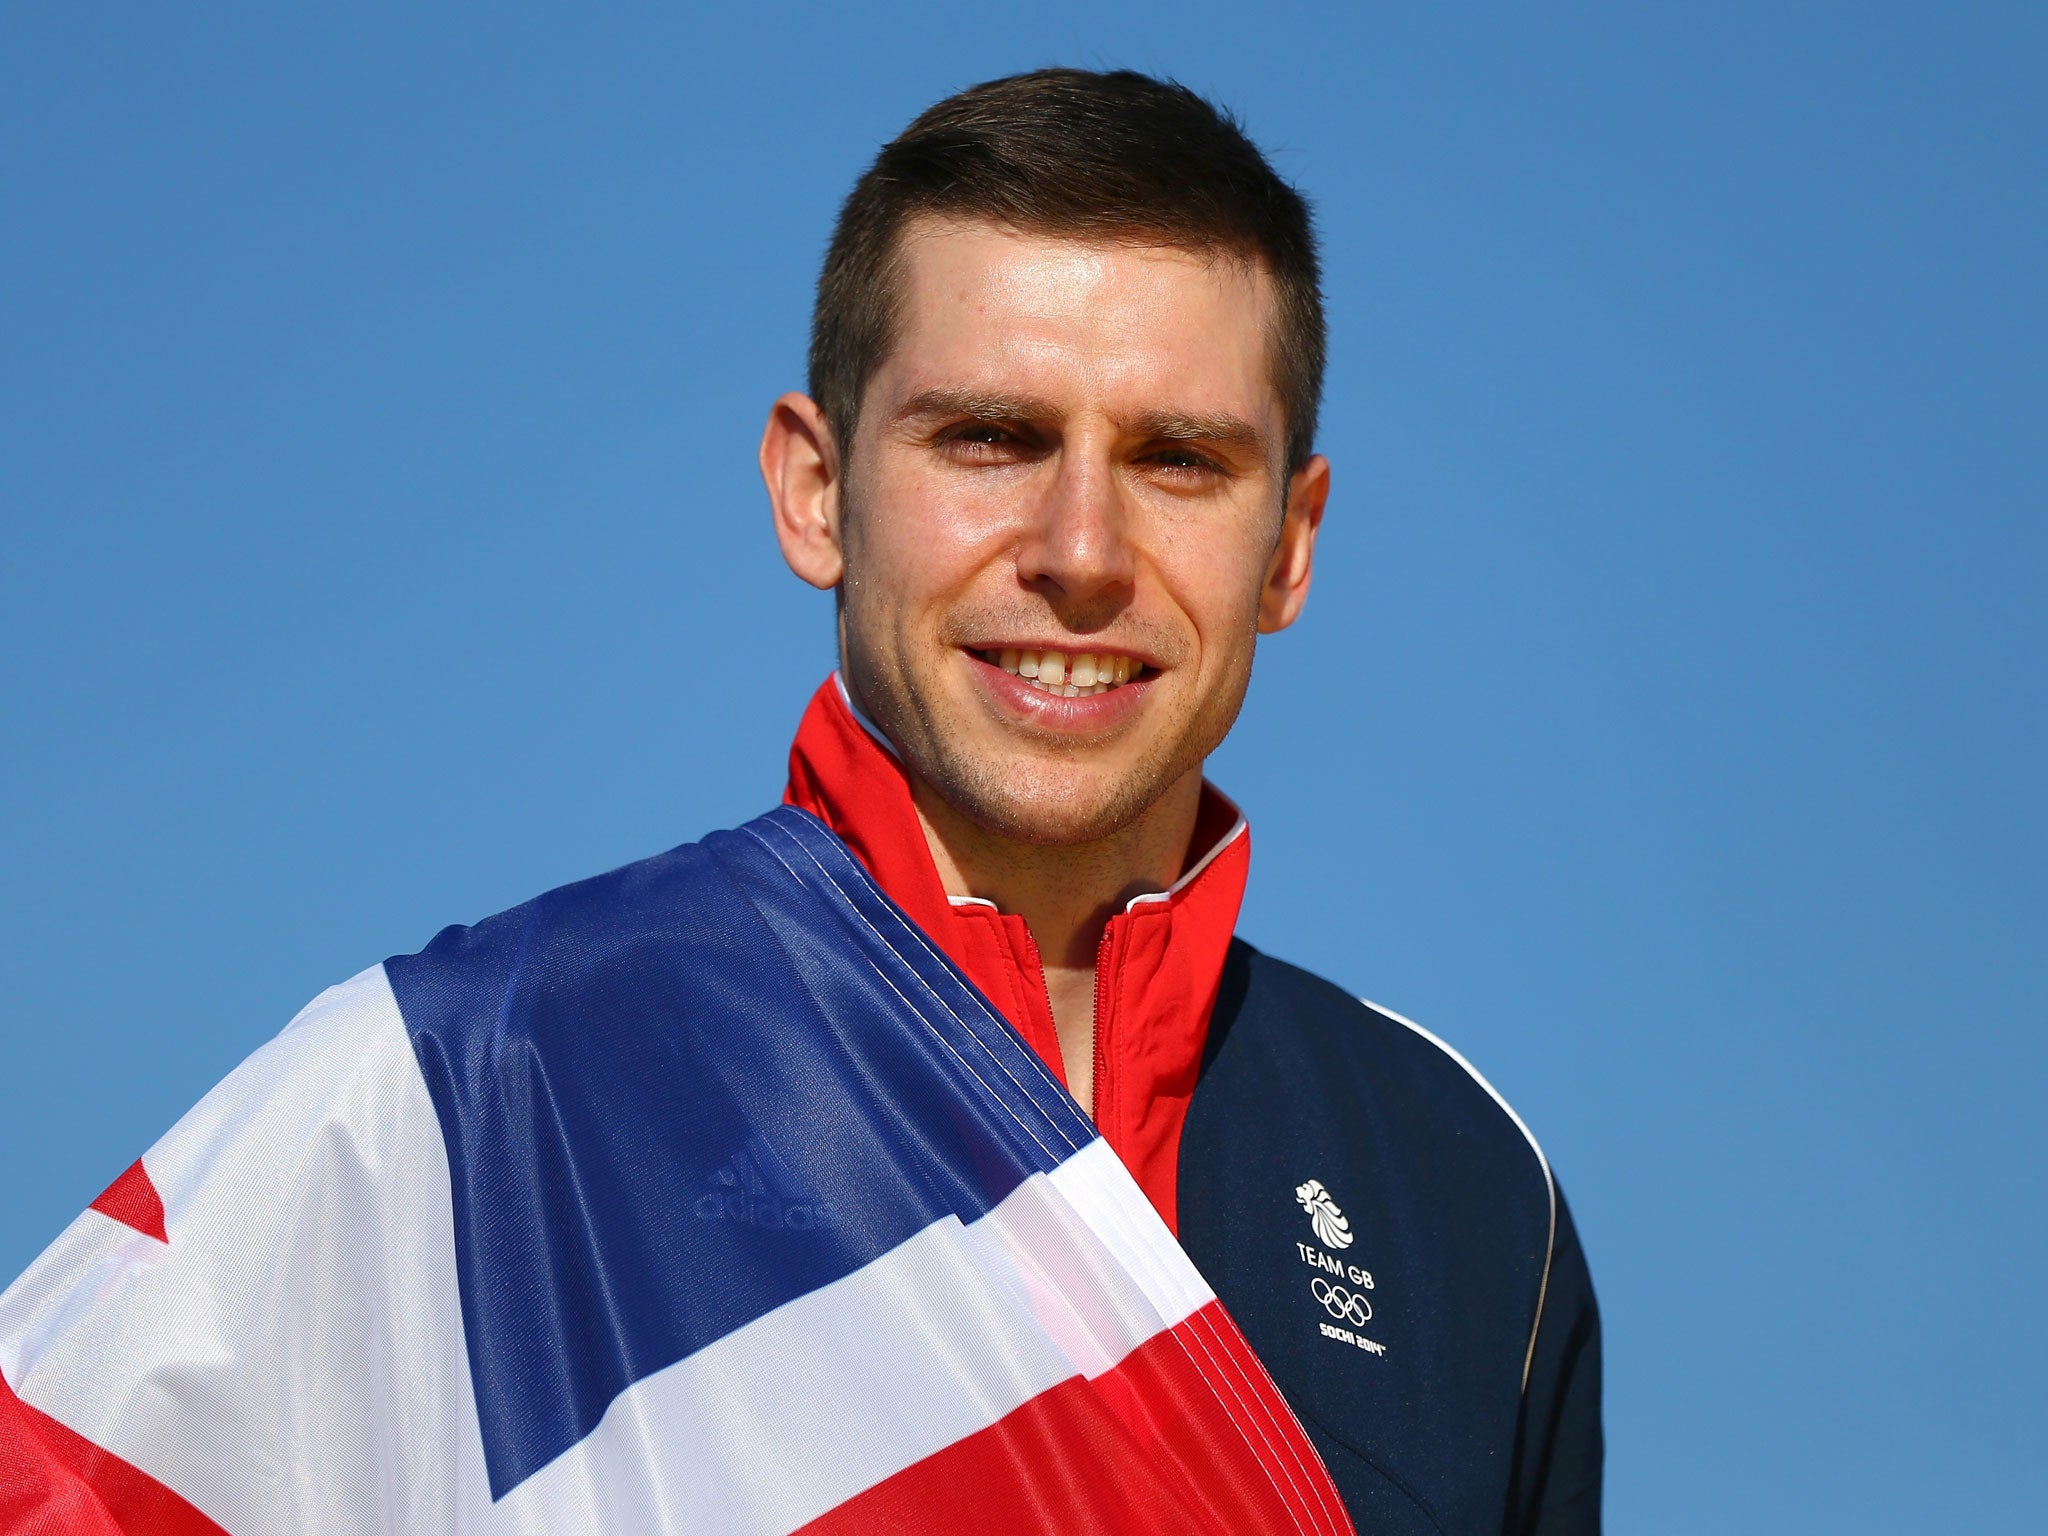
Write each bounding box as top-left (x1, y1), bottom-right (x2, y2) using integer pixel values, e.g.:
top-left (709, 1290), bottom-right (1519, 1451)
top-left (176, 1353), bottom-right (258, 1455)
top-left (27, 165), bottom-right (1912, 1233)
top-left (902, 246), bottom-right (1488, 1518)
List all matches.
top-left (386, 834), bottom-right (714, 985)
top-left (1226, 943), bottom-right (1546, 1140)
top-left (1199, 940), bottom-right (1554, 1206)
top-left (377, 810), bottom-right (845, 1072)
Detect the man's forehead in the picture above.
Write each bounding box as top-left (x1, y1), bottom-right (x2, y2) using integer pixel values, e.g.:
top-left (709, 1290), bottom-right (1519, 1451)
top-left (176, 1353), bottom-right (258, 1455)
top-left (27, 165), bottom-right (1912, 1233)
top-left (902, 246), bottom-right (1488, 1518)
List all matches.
top-left (878, 217), bottom-right (1281, 415)
top-left (893, 216), bottom-right (1272, 322)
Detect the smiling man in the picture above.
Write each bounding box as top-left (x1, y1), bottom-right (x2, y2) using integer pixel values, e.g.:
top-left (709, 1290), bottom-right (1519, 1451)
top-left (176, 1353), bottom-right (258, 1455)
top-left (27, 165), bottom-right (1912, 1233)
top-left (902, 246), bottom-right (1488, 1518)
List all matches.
top-left (0, 70), bottom-right (1599, 1536)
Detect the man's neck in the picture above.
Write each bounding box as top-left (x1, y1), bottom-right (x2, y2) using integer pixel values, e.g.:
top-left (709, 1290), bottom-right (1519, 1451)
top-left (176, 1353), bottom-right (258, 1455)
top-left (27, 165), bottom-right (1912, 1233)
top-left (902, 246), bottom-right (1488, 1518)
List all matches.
top-left (905, 768), bottom-right (1205, 1118)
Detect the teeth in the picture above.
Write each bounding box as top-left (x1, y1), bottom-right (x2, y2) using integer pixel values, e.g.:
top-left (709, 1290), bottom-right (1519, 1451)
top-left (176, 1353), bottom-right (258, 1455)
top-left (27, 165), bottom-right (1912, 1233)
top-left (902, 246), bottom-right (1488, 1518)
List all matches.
top-left (983, 648), bottom-right (1145, 698)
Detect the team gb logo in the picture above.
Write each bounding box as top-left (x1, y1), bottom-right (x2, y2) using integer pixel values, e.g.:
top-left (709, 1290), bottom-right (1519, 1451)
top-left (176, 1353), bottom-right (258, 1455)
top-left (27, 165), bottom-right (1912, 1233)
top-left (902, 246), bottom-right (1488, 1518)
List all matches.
top-left (1295, 1179), bottom-right (1354, 1250)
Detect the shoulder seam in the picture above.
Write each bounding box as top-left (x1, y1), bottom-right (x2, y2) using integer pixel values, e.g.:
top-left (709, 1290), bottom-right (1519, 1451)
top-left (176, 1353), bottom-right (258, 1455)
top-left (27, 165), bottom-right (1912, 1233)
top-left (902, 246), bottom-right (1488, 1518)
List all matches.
top-left (1358, 996), bottom-right (1557, 1394)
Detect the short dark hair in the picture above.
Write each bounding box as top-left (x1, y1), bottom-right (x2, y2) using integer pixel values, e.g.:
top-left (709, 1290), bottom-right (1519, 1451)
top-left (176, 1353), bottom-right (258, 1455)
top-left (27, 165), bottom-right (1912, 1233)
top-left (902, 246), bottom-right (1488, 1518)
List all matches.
top-left (810, 68), bottom-right (1326, 476)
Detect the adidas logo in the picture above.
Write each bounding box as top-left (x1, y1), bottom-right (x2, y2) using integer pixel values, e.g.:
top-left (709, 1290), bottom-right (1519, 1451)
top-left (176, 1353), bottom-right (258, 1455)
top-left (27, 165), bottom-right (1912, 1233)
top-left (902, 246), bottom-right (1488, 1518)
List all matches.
top-left (694, 1133), bottom-right (837, 1231)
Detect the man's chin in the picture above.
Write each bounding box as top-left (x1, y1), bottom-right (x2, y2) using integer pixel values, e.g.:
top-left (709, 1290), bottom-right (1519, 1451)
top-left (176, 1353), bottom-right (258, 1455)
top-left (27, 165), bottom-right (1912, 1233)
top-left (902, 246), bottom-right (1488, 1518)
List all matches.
top-left (947, 799), bottom-right (1142, 849)
top-left (914, 753), bottom-right (1184, 850)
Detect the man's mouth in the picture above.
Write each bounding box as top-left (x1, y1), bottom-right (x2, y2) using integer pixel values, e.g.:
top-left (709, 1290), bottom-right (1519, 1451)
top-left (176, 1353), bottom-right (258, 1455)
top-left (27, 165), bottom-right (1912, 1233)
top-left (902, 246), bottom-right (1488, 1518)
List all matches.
top-left (976, 648), bottom-right (1148, 698)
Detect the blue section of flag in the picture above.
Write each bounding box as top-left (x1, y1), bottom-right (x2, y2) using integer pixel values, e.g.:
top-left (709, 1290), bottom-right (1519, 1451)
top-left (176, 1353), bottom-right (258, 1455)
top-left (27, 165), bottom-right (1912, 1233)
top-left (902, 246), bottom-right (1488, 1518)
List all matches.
top-left (386, 807), bottom-right (1093, 1499)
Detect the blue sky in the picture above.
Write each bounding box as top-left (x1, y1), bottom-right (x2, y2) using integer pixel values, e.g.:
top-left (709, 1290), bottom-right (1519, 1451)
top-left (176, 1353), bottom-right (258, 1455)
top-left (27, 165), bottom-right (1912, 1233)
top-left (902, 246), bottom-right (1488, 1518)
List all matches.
top-left (3, 5), bottom-right (2043, 1529)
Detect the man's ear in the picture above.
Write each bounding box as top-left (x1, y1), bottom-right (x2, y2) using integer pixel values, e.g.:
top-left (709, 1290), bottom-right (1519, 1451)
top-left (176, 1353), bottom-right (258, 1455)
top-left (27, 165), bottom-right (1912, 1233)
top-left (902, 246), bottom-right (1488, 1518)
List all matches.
top-left (1258, 452), bottom-right (1329, 634)
top-left (760, 392), bottom-right (846, 590)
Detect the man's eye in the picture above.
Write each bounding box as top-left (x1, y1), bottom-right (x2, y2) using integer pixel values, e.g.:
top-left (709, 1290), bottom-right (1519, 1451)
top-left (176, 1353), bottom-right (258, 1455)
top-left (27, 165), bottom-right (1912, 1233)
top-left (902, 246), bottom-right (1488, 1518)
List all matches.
top-left (938, 423), bottom-right (1032, 461)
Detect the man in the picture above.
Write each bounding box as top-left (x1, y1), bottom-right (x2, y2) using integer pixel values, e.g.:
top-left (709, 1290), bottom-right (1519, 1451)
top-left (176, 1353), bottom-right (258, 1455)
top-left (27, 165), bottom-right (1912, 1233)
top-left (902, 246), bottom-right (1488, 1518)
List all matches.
top-left (0, 69), bottom-right (1600, 1534)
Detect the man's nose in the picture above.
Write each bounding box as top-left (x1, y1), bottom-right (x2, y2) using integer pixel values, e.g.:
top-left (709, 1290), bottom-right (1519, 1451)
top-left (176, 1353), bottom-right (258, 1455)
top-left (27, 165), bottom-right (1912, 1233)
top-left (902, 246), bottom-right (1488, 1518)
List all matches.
top-left (1015, 450), bottom-right (1137, 613)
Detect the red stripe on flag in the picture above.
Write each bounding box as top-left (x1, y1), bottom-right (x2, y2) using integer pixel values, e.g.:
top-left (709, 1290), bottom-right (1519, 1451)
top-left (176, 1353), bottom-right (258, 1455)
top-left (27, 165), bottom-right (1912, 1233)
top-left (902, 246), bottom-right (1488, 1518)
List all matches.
top-left (87, 1163), bottom-right (166, 1246)
top-left (0, 1372), bottom-right (225, 1536)
top-left (796, 1301), bottom-right (1353, 1535)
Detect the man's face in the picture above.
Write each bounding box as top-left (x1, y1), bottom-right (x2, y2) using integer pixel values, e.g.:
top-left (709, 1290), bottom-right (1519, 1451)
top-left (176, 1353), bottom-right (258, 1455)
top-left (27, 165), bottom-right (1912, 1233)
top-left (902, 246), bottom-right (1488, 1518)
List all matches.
top-left (818, 219), bottom-right (1322, 847)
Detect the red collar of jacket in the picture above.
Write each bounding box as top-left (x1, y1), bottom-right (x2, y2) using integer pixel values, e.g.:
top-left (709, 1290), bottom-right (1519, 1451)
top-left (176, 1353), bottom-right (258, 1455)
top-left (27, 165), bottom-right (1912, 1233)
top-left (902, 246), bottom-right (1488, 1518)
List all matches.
top-left (783, 674), bottom-right (1249, 1235)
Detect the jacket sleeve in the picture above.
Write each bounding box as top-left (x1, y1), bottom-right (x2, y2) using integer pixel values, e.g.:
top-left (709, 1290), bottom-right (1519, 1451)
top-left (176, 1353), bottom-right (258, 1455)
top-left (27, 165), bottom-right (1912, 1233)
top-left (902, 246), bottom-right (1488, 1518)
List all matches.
top-left (1507, 1184), bottom-right (1603, 1535)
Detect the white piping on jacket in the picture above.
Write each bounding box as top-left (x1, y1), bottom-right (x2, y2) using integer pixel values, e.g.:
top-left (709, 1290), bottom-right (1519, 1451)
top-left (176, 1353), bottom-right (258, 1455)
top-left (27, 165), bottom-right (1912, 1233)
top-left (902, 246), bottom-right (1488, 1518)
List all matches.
top-left (1360, 999), bottom-right (1557, 1394)
top-left (1125, 789), bottom-right (1246, 913)
top-left (832, 670), bottom-right (899, 759)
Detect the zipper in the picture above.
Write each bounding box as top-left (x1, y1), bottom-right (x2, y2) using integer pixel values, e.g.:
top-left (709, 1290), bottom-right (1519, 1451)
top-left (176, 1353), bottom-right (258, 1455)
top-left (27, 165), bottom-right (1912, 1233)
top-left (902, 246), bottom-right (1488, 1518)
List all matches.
top-left (1029, 951), bottom-right (1062, 1084)
top-left (1013, 913), bottom-right (1120, 1124)
top-left (1088, 920), bottom-right (1118, 1129)
top-left (1002, 922), bottom-right (1060, 1077)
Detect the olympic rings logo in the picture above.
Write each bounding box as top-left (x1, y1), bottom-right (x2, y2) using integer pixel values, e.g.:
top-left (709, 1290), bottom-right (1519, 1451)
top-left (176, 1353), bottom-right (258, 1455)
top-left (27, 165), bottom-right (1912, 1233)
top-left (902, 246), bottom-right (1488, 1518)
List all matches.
top-left (1311, 1276), bottom-right (1373, 1326)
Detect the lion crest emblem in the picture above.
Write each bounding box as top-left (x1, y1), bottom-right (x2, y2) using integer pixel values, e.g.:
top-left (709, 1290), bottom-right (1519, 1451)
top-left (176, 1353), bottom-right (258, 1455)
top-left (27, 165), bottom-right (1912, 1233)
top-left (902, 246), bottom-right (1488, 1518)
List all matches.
top-left (1294, 1178), bottom-right (1354, 1250)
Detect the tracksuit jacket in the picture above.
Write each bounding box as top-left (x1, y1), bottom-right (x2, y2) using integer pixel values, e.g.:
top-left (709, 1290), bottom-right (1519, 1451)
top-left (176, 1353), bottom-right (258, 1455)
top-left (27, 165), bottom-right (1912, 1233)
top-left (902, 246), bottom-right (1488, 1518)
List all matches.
top-left (790, 677), bottom-right (1604, 1534)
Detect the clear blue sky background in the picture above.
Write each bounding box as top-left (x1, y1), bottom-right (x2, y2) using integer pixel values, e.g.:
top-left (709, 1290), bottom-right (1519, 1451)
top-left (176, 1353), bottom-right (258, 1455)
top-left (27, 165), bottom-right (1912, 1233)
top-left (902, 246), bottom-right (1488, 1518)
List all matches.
top-left (4, 5), bottom-right (2042, 1529)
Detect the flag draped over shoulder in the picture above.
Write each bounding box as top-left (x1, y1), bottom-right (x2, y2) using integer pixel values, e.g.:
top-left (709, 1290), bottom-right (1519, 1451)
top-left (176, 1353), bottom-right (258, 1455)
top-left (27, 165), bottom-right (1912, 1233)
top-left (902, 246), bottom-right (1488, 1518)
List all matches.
top-left (0, 807), bottom-right (1352, 1535)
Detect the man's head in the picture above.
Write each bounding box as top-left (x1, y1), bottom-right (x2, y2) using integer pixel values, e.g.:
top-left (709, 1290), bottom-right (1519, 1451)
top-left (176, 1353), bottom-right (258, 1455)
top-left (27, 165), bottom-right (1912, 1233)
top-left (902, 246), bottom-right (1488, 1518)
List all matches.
top-left (763, 68), bottom-right (1329, 852)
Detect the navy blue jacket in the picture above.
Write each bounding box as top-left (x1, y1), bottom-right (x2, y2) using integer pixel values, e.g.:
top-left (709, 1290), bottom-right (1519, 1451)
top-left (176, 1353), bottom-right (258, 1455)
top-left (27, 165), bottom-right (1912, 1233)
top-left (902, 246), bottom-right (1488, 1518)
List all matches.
top-left (1180, 941), bottom-right (1603, 1534)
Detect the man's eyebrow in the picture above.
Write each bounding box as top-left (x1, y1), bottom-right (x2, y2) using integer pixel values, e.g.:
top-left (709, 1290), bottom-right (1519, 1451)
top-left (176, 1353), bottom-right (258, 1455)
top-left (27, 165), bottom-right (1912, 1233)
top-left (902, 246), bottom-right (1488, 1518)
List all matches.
top-left (1130, 410), bottom-right (1266, 452)
top-left (895, 387), bottom-right (1060, 424)
top-left (896, 389), bottom-right (1266, 453)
